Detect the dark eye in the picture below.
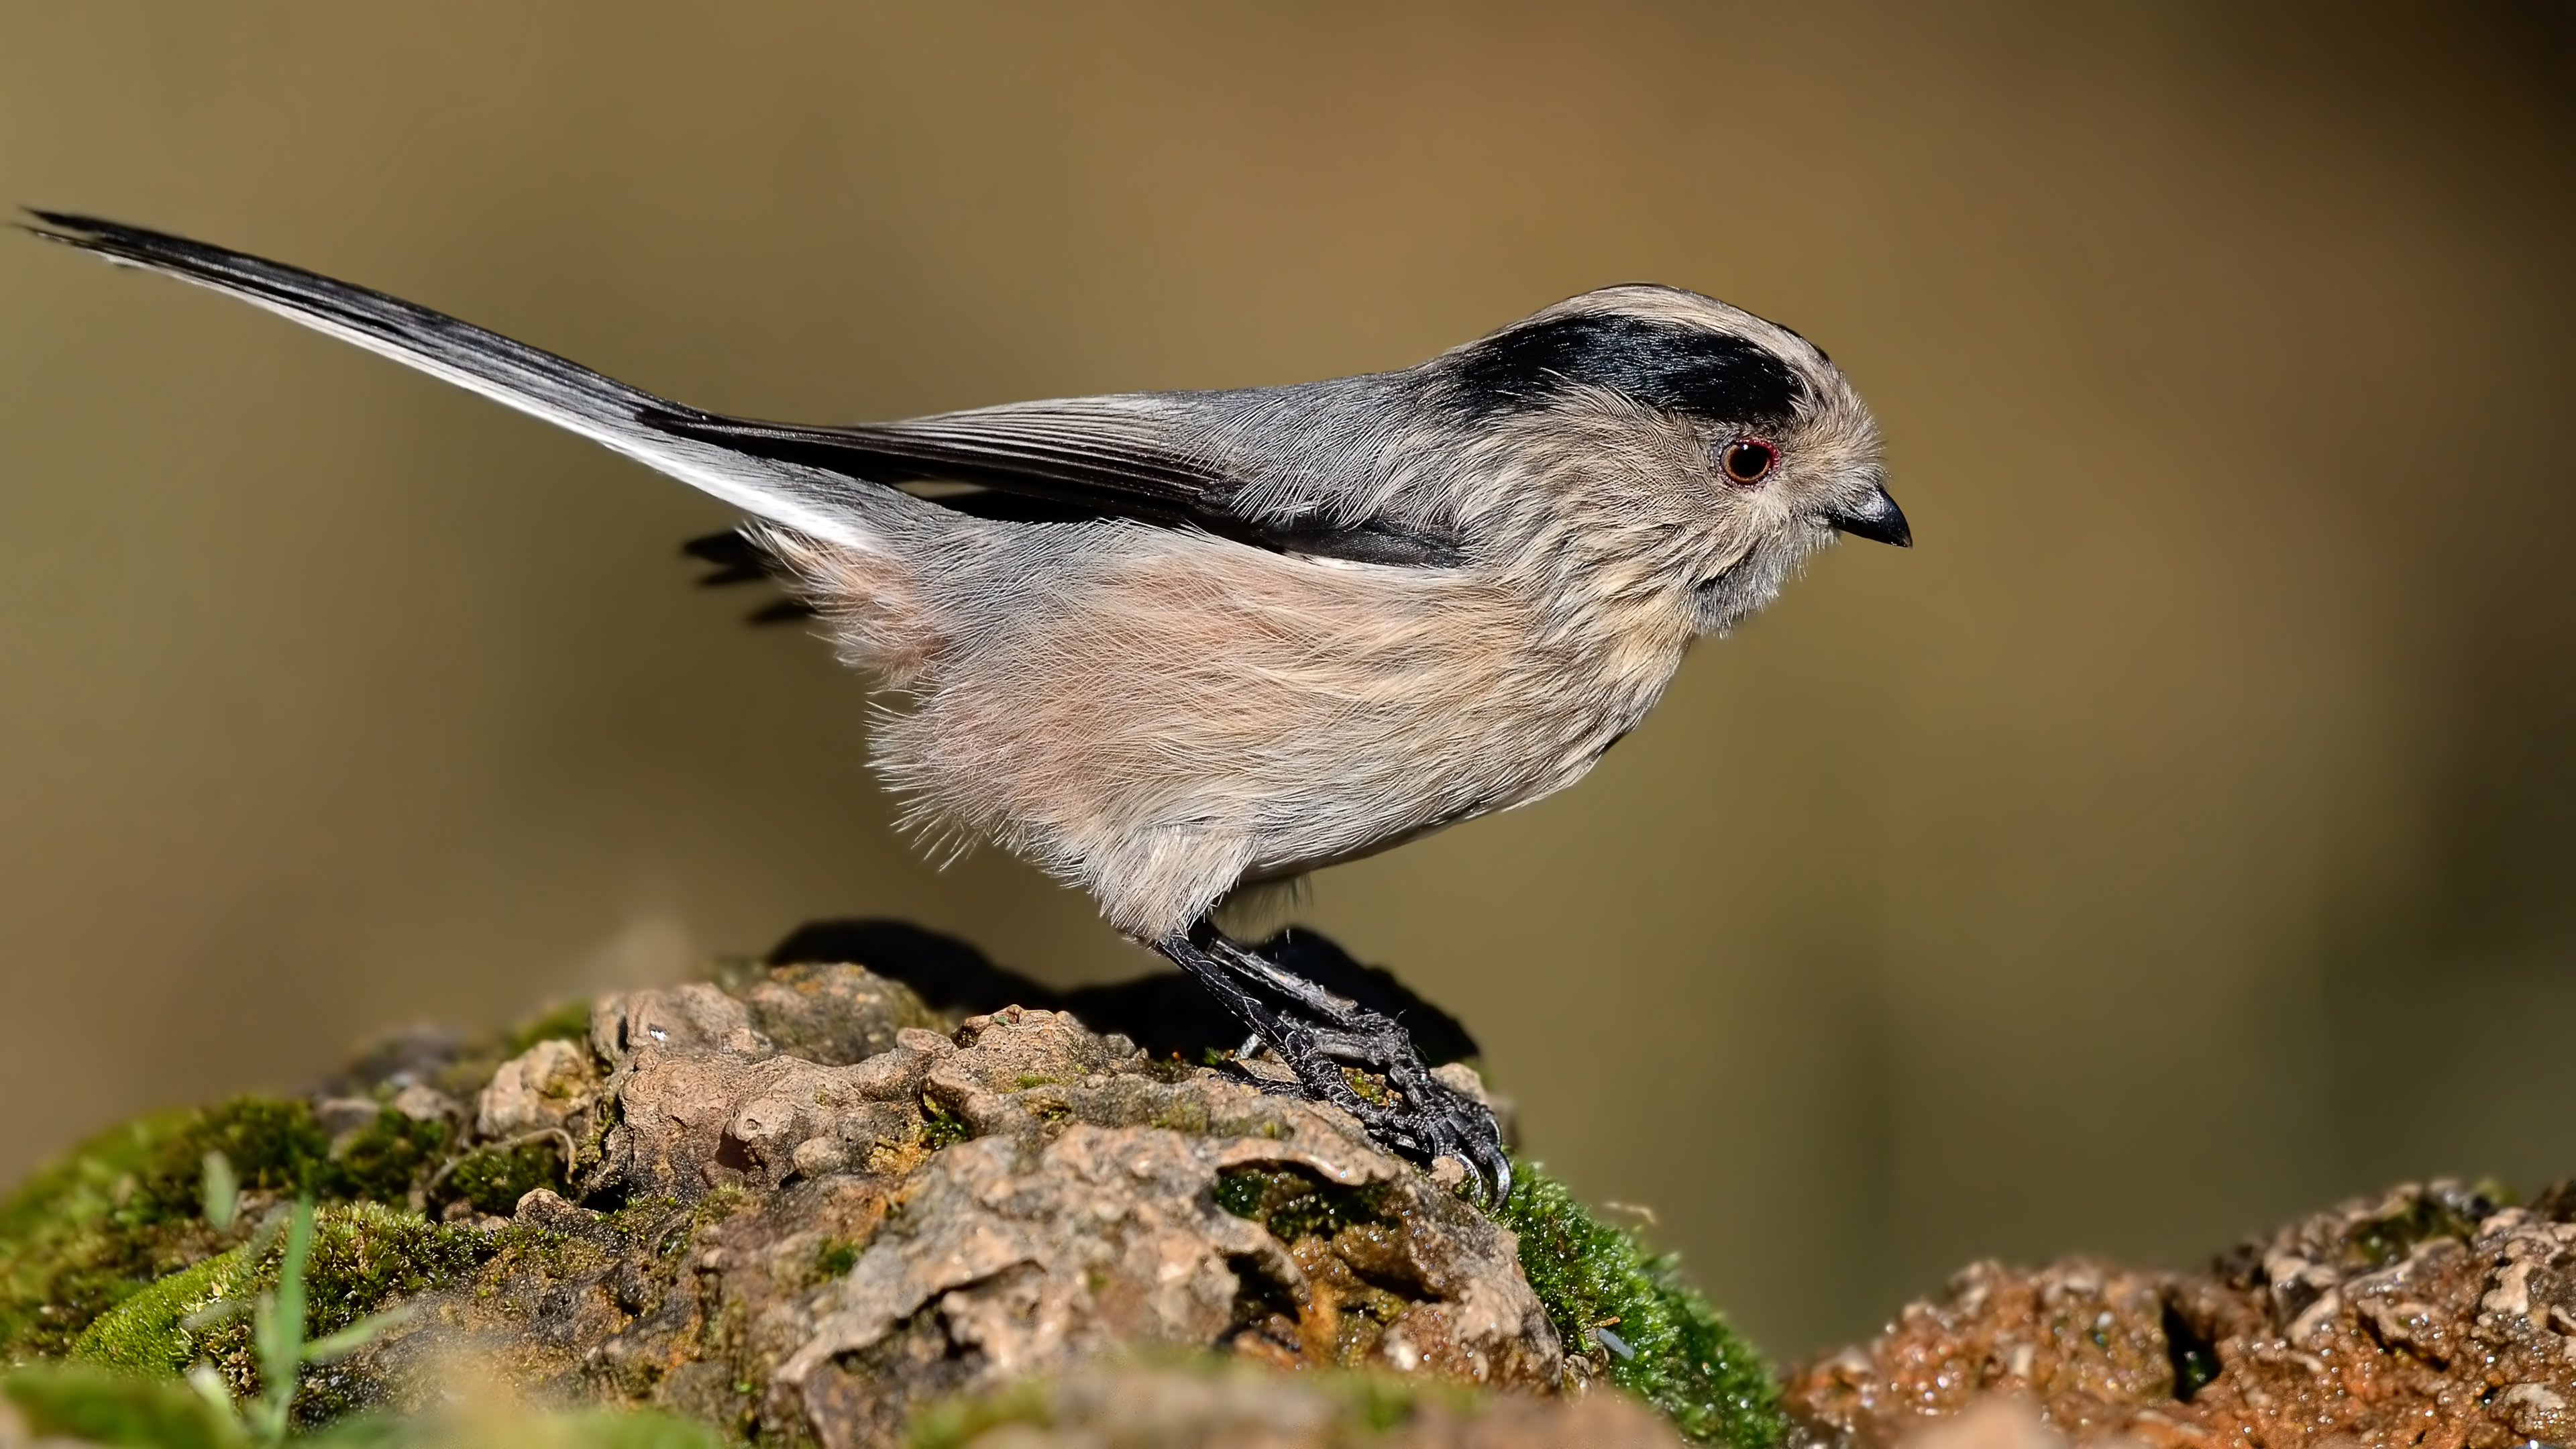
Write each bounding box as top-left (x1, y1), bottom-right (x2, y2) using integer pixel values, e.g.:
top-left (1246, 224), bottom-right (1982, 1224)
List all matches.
top-left (1719, 437), bottom-right (1778, 486)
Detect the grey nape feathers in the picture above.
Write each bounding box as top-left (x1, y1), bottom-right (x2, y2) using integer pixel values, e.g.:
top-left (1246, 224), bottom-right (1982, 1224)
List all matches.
top-left (26, 211), bottom-right (1907, 1198)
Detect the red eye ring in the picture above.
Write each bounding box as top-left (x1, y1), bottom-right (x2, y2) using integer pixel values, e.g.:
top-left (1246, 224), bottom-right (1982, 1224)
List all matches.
top-left (1719, 436), bottom-right (1778, 486)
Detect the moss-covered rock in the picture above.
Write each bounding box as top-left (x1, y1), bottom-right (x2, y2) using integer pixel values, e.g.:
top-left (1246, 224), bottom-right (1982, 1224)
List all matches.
top-left (0, 1098), bottom-right (335, 1364)
top-left (66, 1200), bottom-right (488, 1430)
top-left (1499, 1168), bottom-right (1784, 1449)
top-left (434, 1141), bottom-right (566, 1219)
top-left (1208, 1159), bottom-right (1784, 1446)
top-left (0, 932), bottom-right (1784, 1449)
top-left (322, 1113), bottom-right (452, 1207)
top-left (64, 1241), bottom-right (260, 1376)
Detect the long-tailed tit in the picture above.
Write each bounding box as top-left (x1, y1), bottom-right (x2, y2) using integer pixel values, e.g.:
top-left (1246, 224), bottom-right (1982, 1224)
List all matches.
top-left (28, 212), bottom-right (1907, 1199)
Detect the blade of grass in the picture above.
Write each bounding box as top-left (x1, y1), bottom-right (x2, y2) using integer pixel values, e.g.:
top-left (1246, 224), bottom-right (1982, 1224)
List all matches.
top-left (201, 1152), bottom-right (239, 1234)
top-left (249, 1200), bottom-right (315, 1443)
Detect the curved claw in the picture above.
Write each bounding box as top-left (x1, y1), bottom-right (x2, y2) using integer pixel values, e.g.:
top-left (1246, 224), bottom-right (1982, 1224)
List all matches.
top-left (1348, 1073), bottom-right (1513, 1205)
top-left (1434, 1099), bottom-right (1514, 1207)
top-left (1362, 1077), bottom-right (1511, 1207)
top-left (1472, 1138), bottom-right (1514, 1206)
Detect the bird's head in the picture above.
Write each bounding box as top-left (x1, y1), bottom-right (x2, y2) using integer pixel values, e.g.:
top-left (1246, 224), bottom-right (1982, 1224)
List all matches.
top-left (1428, 284), bottom-right (1901, 632)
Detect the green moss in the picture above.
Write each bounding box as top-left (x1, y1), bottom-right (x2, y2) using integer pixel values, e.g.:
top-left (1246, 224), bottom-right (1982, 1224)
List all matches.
top-left (1338, 1068), bottom-right (1395, 1108)
top-left (321, 1115), bottom-right (450, 1208)
top-left (918, 1100), bottom-right (971, 1152)
top-left (294, 1203), bottom-right (487, 1340)
top-left (435, 1143), bottom-right (563, 1218)
top-left (0, 1099), bottom-right (351, 1363)
top-left (1209, 1158), bottom-right (1782, 1436)
top-left (65, 1244), bottom-right (258, 1375)
top-left (598, 1195), bottom-right (686, 1241)
top-left (70, 1203), bottom-right (488, 1384)
top-left (1497, 1164), bottom-right (1782, 1449)
top-left (0, 1086), bottom-right (536, 1366)
top-left (1, 1114), bottom-right (185, 1362)
top-left (287, 1205), bottom-right (490, 1428)
top-left (166, 1104), bottom-right (337, 1217)
top-left (1211, 1167), bottom-right (1393, 1242)
top-left (812, 1236), bottom-right (862, 1283)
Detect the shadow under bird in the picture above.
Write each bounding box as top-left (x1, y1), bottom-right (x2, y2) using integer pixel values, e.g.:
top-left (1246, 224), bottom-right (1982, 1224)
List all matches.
top-left (26, 211), bottom-right (1909, 1201)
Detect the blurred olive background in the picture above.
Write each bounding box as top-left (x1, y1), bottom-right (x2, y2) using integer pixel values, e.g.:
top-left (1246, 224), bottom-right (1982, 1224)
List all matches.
top-left (3, 3), bottom-right (2571, 1357)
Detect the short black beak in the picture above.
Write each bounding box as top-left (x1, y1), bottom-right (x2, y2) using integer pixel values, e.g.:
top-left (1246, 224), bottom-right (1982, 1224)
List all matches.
top-left (1825, 484), bottom-right (1911, 547)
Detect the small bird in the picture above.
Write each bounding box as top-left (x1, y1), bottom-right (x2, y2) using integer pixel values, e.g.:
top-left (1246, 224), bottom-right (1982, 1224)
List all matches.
top-left (27, 212), bottom-right (1907, 1200)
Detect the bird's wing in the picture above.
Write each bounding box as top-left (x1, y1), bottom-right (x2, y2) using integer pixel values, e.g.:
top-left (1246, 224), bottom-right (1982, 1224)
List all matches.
top-left (645, 402), bottom-right (1464, 567)
top-left (21, 211), bottom-right (890, 551)
top-left (26, 211), bottom-right (1459, 568)
top-left (649, 402), bottom-right (1219, 521)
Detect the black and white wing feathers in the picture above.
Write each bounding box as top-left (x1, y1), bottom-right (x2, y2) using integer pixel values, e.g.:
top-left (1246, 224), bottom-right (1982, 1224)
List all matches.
top-left (25, 211), bottom-right (1458, 567)
top-left (647, 401), bottom-right (1462, 566)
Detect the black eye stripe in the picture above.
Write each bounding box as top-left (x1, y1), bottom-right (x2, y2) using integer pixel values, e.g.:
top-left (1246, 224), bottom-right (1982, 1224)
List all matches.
top-left (1441, 313), bottom-right (1803, 425)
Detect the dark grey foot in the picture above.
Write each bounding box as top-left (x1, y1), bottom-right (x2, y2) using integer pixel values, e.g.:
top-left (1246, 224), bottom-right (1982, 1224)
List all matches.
top-left (1159, 922), bottom-right (1512, 1204)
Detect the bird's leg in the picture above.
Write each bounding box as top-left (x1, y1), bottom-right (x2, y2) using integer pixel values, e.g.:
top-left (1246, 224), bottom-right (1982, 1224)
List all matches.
top-left (1157, 921), bottom-right (1511, 1203)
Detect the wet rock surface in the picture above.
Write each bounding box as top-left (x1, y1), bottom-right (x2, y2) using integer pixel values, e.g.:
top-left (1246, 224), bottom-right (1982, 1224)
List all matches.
top-left (1786, 1179), bottom-right (2576, 1449)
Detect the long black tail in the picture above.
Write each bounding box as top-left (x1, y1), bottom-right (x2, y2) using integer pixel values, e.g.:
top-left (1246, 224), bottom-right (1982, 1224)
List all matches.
top-left (24, 211), bottom-right (886, 551)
